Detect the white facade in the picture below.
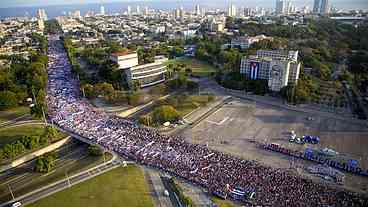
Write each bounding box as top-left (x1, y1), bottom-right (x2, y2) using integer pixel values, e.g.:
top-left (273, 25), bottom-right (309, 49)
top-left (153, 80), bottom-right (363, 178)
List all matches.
top-left (313, 0), bottom-right (330, 14)
top-left (111, 52), bottom-right (139, 69)
top-left (111, 52), bottom-right (167, 88)
top-left (100, 5), bottom-right (105, 15)
top-left (228, 4), bottom-right (237, 17)
top-left (128, 62), bottom-right (167, 88)
top-left (240, 50), bottom-right (301, 92)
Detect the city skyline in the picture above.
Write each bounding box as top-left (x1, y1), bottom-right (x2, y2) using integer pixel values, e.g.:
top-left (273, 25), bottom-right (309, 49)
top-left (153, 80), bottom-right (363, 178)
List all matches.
top-left (1, 0), bottom-right (367, 10)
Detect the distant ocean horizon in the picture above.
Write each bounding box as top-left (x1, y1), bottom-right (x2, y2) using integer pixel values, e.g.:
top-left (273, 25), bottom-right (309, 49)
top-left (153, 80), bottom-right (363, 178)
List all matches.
top-left (0, 0), bottom-right (367, 19)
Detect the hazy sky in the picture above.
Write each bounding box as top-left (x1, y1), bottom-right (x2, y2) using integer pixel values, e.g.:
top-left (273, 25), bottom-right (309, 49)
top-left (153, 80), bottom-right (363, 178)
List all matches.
top-left (1, 0), bottom-right (367, 9)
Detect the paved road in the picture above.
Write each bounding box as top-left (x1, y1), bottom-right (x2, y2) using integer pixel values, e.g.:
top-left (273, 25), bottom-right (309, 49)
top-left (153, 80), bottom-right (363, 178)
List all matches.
top-left (201, 78), bottom-right (368, 127)
top-left (144, 167), bottom-right (174, 207)
top-left (0, 153), bottom-right (125, 207)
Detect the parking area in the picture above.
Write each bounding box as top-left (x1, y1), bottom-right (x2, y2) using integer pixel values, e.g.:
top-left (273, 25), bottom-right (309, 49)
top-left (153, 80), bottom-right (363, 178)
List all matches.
top-left (182, 99), bottom-right (368, 192)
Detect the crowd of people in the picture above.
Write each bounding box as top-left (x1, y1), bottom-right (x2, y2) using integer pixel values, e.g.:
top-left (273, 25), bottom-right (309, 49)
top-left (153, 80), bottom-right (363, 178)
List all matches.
top-left (46, 36), bottom-right (367, 207)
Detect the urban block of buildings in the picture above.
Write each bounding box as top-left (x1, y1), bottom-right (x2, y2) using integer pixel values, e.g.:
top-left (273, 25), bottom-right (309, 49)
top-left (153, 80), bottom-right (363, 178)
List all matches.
top-left (230, 35), bottom-right (274, 50)
top-left (111, 51), bottom-right (168, 88)
top-left (240, 50), bottom-right (301, 92)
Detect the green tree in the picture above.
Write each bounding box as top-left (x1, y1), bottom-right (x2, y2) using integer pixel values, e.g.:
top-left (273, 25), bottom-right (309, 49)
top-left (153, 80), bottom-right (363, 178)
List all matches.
top-left (153, 105), bottom-right (180, 124)
top-left (82, 84), bottom-right (95, 99)
top-left (34, 152), bottom-right (57, 173)
top-left (88, 145), bottom-right (103, 156)
top-left (0, 91), bottom-right (18, 109)
top-left (94, 82), bottom-right (115, 96)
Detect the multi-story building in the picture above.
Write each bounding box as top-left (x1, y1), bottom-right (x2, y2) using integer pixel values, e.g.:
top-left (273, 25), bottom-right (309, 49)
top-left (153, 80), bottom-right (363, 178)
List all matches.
top-left (240, 50), bottom-right (301, 92)
top-left (37, 9), bottom-right (48, 21)
top-left (111, 51), bottom-right (139, 69)
top-left (128, 61), bottom-right (167, 87)
top-left (110, 51), bottom-right (167, 88)
top-left (195, 5), bottom-right (201, 16)
top-left (313, 0), bottom-right (330, 14)
top-left (231, 35), bottom-right (273, 50)
top-left (228, 4), bottom-right (237, 17)
top-left (100, 5), bottom-right (105, 15)
top-left (275, 0), bottom-right (292, 15)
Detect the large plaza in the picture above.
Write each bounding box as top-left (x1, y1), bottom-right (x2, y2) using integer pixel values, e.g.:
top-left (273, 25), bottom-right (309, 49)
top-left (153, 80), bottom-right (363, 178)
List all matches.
top-left (182, 98), bottom-right (368, 193)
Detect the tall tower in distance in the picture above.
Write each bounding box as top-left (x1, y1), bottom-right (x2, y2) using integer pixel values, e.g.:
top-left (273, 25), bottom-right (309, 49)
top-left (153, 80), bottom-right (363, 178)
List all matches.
top-left (37, 9), bottom-right (48, 21)
top-left (195, 5), bottom-right (201, 16)
top-left (127, 6), bottom-right (131, 16)
top-left (313, 0), bottom-right (330, 14)
top-left (100, 5), bottom-right (105, 15)
top-left (228, 3), bottom-right (236, 17)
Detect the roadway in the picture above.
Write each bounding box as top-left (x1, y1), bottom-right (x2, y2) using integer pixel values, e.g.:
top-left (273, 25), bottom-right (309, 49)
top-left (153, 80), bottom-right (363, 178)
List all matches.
top-left (0, 153), bottom-right (125, 207)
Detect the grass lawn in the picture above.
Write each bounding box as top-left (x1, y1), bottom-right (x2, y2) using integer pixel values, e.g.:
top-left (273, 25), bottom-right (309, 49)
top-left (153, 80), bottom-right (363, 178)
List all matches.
top-left (0, 151), bottom-right (112, 203)
top-left (0, 125), bottom-right (45, 147)
top-left (166, 57), bottom-right (217, 77)
top-left (0, 107), bottom-right (30, 123)
top-left (27, 165), bottom-right (154, 207)
top-left (212, 197), bottom-right (234, 207)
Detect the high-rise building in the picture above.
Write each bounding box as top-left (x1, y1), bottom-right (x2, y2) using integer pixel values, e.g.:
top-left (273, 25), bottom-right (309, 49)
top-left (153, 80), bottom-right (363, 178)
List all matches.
top-left (144, 6), bottom-right (149, 15)
top-left (37, 9), bottom-right (48, 21)
top-left (240, 50), bottom-right (301, 92)
top-left (228, 4), bottom-right (237, 17)
top-left (174, 8), bottom-right (181, 19)
top-left (100, 5), bottom-right (105, 15)
top-left (136, 5), bottom-right (140, 14)
top-left (179, 6), bottom-right (185, 19)
top-left (110, 51), bottom-right (167, 88)
top-left (276, 0), bottom-right (292, 15)
top-left (127, 6), bottom-right (131, 15)
top-left (195, 5), bottom-right (201, 16)
top-left (313, 0), bottom-right (329, 14)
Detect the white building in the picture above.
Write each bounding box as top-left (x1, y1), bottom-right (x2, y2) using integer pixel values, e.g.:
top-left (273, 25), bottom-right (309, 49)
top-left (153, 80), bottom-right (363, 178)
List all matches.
top-left (228, 4), bottom-right (237, 17)
top-left (100, 5), bottom-right (105, 15)
top-left (111, 51), bottom-right (139, 69)
top-left (37, 19), bottom-right (45, 31)
top-left (240, 50), bottom-right (301, 92)
top-left (111, 52), bottom-right (167, 88)
top-left (127, 6), bottom-right (131, 15)
top-left (128, 61), bottom-right (167, 88)
top-left (195, 5), bottom-right (201, 16)
top-left (37, 9), bottom-right (48, 21)
top-left (313, 0), bottom-right (330, 14)
top-left (275, 0), bottom-right (292, 15)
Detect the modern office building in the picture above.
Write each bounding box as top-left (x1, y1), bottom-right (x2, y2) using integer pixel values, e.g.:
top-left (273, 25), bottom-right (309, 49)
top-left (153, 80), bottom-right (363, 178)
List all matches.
top-left (111, 52), bottom-right (167, 88)
top-left (313, 0), bottom-right (330, 14)
top-left (240, 50), bottom-right (301, 92)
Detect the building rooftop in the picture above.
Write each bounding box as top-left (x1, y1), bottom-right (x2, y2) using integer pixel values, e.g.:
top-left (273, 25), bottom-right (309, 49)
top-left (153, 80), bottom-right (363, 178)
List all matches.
top-left (111, 50), bottom-right (136, 56)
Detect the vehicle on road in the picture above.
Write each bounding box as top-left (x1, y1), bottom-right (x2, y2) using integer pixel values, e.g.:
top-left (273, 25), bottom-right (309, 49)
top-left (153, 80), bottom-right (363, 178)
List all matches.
top-left (11, 202), bottom-right (22, 207)
top-left (303, 135), bottom-right (320, 144)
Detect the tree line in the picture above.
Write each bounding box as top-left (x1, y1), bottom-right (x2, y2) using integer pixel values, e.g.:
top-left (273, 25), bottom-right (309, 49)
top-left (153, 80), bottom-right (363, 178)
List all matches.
top-left (0, 126), bottom-right (60, 161)
top-left (0, 34), bottom-right (49, 118)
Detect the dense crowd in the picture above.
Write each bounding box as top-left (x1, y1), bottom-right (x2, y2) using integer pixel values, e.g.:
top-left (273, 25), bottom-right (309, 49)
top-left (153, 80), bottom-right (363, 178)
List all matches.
top-left (46, 36), bottom-right (367, 207)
